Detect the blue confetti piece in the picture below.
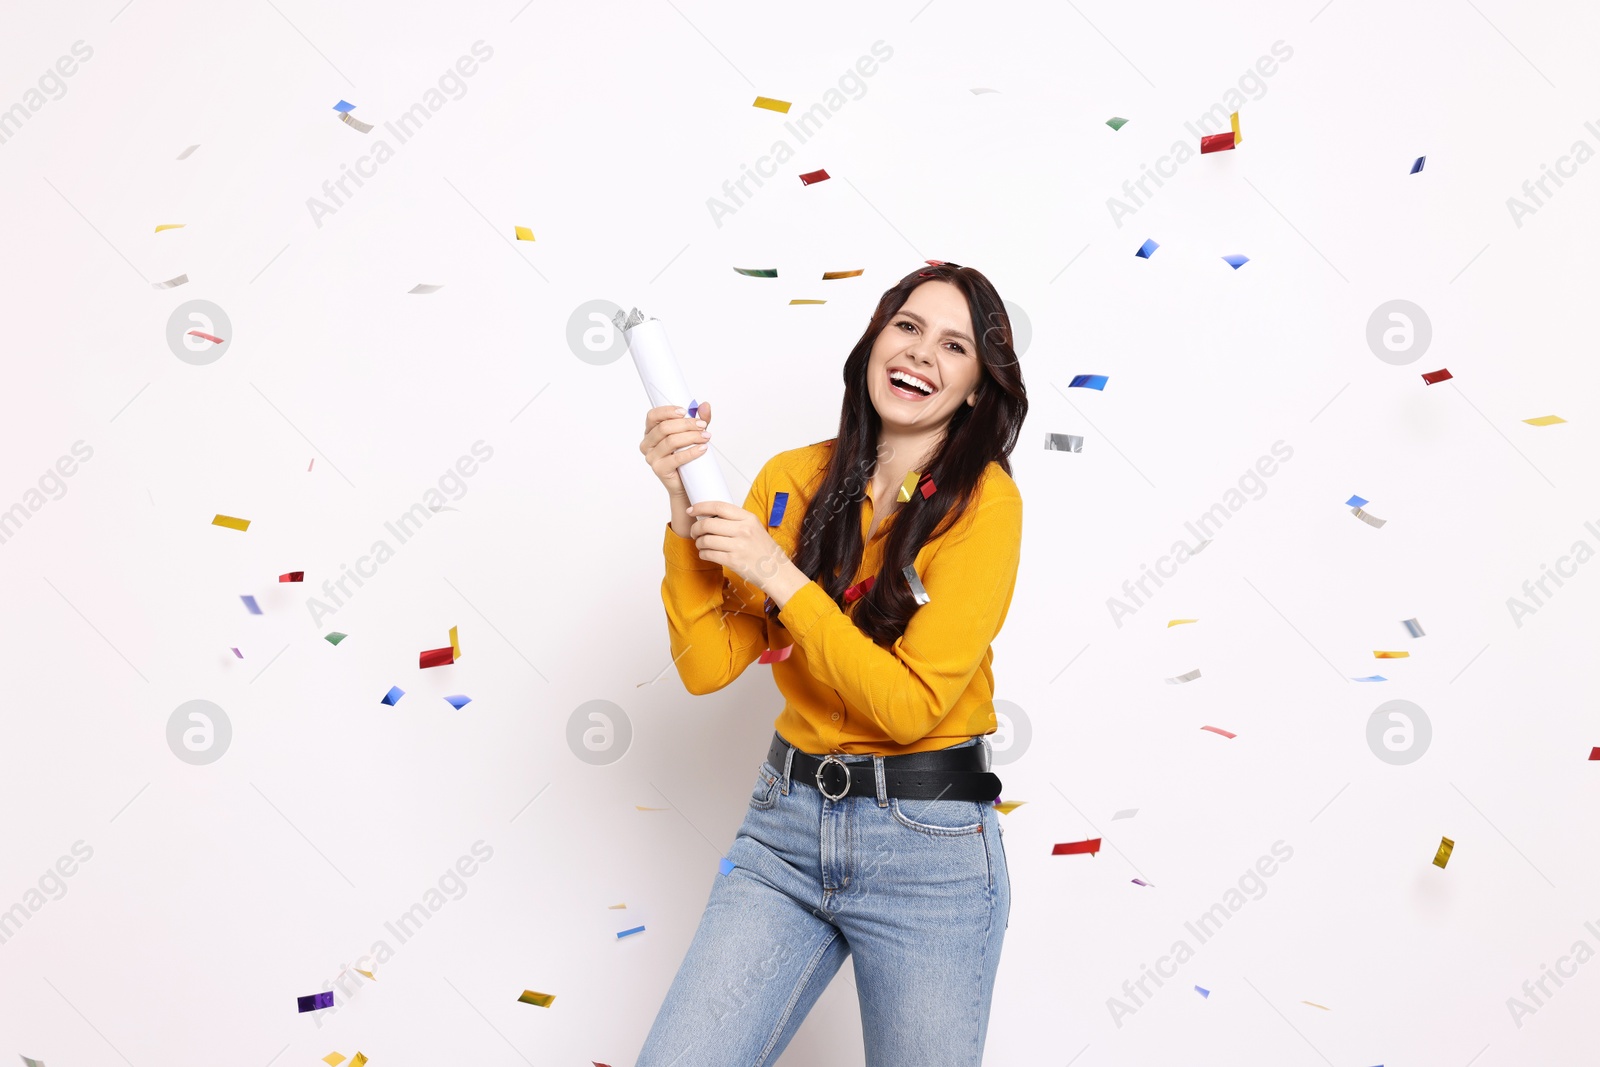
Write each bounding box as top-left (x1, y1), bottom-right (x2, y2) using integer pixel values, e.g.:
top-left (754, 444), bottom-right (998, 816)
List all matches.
top-left (687, 399), bottom-right (699, 418)
top-left (332, 100), bottom-right (356, 112)
top-left (718, 856), bottom-right (735, 876)
top-left (1195, 985), bottom-right (1210, 998)
top-left (381, 685), bottom-right (405, 706)
top-left (1346, 494), bottom-right (1368, 508)
top-left (1352, 675), bottom-right (1387, 682)
top-left (616, 925), bottom-right (646, 939)
top-left (1410, 155), bottom-right (1425, 174)
top-left (1221, 254), bottom-right (1250, 269)
top-left (1068, 374), bottom-right (1109, 391)
top-left (768, 491), bottom-right (788, 527)
top-left (1135, 238), bottom-right (1159, 259)
top-left (240, 595), bottom-right (262, 614)
top-left (444, 694), bottom-right (472, 709)
top-left (297, 991), bottom-right (335, 1012)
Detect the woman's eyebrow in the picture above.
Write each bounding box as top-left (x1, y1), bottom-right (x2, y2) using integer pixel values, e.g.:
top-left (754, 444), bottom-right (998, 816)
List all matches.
top-left (895, 309), bottom-right (975, 346)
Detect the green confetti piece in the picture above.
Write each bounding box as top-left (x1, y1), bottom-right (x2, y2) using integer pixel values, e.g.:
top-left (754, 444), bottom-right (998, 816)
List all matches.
top-left (324, 632), bottom-right (348, 645)
top-left (1106, 116), bottom-right (1129, 131)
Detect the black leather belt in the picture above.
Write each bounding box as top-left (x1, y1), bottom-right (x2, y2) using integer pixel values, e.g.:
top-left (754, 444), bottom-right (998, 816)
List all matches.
top-left (766, 731), bottom-right (1003, 802)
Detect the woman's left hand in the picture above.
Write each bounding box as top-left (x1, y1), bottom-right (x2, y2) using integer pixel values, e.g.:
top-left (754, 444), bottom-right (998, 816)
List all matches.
top-left (686, 500), bottom-right (790, 594)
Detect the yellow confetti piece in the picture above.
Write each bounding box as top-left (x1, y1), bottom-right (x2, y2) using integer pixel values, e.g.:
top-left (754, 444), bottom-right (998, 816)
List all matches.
top-left (1373, 650), bottom-right (1409, 658)
top-left (1301, 1001), bottom-right (1329, 1010)
top-left (1167, 618), bottom-right (1198, 627)
top-left (1230, 110), bottom-right (1241, 145)
top-left (896, 470), bottom-right (921, 503)
top-left (1433, 836), bottom-right (1454, 868)
top-left (355, 968), bottom-right (375, 980)
top-left (323, 1055), bottom-right (345, 1067)
top-left (607, 903), bottom-right (627, 909)
top-left (994, 801), bottom-right (1026, 814)
top-left (1523, 415), bottom-right (1566, 426)
top-left (154, 223), bottom-right (186, 233)
top-left (513, 225), bottom-right (535, 241)
top-left (752, 96), bottom-right (791, 113)
top-left (822, 269), bottom-right (864, 279)
top-left (449, 624), bottom-right (461, 661)
top-left (789, 299), bottom-right (826, 305)
top-left (349, 1055), bottom-right (368, 1067)
top-left (518, 990), bottom-right (555, 1007)
top-left (211, 513), bottom-right (250, 531)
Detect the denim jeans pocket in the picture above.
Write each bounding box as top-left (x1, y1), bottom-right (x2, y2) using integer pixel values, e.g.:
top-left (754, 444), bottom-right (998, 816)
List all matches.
top-left (750, 762), bottom-right (780, 809)
top-left (889, 796), bottom-right (984, 835)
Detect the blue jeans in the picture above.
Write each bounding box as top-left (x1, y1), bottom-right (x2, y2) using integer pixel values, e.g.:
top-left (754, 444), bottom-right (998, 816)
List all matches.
top-left (636, 733), bottom-right (1011, 1066)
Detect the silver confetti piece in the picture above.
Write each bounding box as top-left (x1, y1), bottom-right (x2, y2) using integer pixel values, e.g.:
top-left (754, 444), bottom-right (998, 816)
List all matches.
top-left (152, 273), bottom-right (189, 289)
top-left (408, 283), bottom-right (443, 294)
top-left (1402, 617), bottom-right (1425, 638)
top-left (1351, 505), bottom-right (1387, 528)
top-left (23, 1058), bottom-right (46, 1067)
top-left (1045, 432), bottom-right (1083, 452)
top-left (1111, 808), bottom-right (1138, 820)
top-left (903, 563), bottom-right (930, 605)
top-left (339, 111), bottom-right (374, 133)
top-left (611, 306), bottom-right (651, 332)
top-left (1165, 668), bottom-right (1201, 684)
top-left (176, 144), bottom-right (199, 160)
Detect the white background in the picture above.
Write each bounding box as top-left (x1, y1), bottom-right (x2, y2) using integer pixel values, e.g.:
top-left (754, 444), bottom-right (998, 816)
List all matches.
top-left (1, 0), bottom-right (1597, 1064)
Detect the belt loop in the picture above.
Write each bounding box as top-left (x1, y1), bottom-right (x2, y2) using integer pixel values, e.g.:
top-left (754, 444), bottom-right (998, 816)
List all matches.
top-left (873, 755), bottom-right (888, 807)
top-left (781, 740), bottom-right (795, 795)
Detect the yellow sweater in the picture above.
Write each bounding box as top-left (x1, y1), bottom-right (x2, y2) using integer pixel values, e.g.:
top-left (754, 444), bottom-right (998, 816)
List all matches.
top-left (661, 440), bottom-right (1023, 756)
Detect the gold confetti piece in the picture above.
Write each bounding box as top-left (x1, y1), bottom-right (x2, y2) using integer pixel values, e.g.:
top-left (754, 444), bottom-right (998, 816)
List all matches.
top-left (1351, 505), bottom-right (1387, 528)
top-left (514, 225), bottom-right (535, 241)
top-left (349, 1055), bottom-right (367, 1067)
top-left (211, 513), bottom-right (250, 531)
top-left (1301, 1001), bottom-right (1329, 1010)
top-left (789, 299), bottom-right (826, 304)
top-left (324, 1055), bottom-right (346, 1066)
top-left (608, 903), bottom-right (627, 909)
top-left (355, 968), bottom-right (375, 980)
top-left (450, 624), bottom-right (461, 661)
top-left (1373, 650), bottom-right (1409, 658)
top-left (1230, 110), bottom-right (1241, 145)
top-left (152, 273), bottom-right (189, 289)
top-left (154, 223), bottom-right (185, 233)
top-left (1523, 415), bottom-right (1566, 426)
top-left (1167, 619), bottom-right (1198, 627)
top-left (822, 269), bottom-right (864, 279)
top-left (896, 471), bottom-right (921, 503)
top-left (635, 805), bottom-right (670, 811)
top-left (752, 96), bottom-right (791, 113)
top-left (340, 112), bottom-right (374, 133)
top-left (1433, 836), bottom-right (1454, 868)
top-left (994, 801), bottom-right (1026, 814)
top-left (518, 990), bottom-right (555, 1007)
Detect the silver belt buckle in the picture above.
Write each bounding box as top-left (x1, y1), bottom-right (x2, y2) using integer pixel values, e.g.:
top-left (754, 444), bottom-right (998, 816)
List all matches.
top-left (815, 755), bottom-right (851, 801)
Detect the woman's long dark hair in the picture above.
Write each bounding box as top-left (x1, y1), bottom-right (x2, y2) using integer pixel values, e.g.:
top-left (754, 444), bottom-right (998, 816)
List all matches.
top-left (763, 261), bottom-right (1028, 646)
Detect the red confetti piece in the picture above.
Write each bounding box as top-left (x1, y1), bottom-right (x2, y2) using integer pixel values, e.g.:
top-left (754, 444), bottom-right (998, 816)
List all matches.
top-left (419, 647), bottom-right (454, 668)
top-left (1200, 133), bottom-right (1235, 154)
top-left (1590, 747), bottom-right (1599, 760)
top-left (1052, 838), bottom-right (1102, 856)
top-left (1200, 725), bottom-right (1237, 739)
top-left (1421, 368), bottom-right (1453, 385)
top-left (843, 575), bottom-right (876, 603)
top-left (757, 644), bottom-right (793, 664)
top-left (279, 571), bottom-right (304, 582)
top-left (918, 475), bottom-right (937, 499)
top-left (925, 260), bottom-right (947, 265)
top-left (798, 168), bottom-right (831, 185)
top-left (186, 329), bottom-right (225, 344)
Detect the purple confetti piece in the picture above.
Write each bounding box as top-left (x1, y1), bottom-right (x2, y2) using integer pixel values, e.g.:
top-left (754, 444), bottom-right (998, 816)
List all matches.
top-left (1131, 878), bottom-right (1151, 886)
top-left (1410, 155), bottom-right (1425, 174)
top-left (297, 991), bottom-right (335, 1012)
top-left (231, 647), bottom-right (243, 658)
top-left (687, 399), bottom-right (699, 419)
top-left (240, 595), bottom-right (262, 614)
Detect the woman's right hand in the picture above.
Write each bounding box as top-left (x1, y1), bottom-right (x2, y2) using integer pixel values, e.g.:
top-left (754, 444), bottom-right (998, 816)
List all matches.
top-left (640, 401), bottom-right (712, 499)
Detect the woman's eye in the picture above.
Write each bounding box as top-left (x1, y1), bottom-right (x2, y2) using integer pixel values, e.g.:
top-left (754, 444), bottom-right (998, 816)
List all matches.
top-left (895, 320), bottom-right (964, 352)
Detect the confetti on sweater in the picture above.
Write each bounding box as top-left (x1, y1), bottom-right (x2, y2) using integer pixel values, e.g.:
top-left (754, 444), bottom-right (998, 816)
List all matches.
top-left (752, 96), bottom-right (791, 113)
top-left (843, 575), bottom-right (876, 603)
top-left (904, 564), bottom-right (930, 605)
top-left (212, 513), bottom-right (250, 531)
top-left (757, 644), bottom-right (793, 664)
top-left (1052, 838), bottom-right (1102, 856)
top-left (719, 856), bottom-right (735, 875)
top-left (768, 491), bottom-right (788, 526)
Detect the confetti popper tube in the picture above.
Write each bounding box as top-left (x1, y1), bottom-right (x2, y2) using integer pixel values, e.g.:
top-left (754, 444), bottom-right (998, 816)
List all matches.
top-left (616, 309), bottom-right (734, 507)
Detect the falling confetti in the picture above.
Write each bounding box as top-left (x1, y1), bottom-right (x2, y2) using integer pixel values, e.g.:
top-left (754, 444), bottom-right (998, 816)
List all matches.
top-left (333, 100), bottom-right (356, 112)
top-left (298, 992), bottom-right (334, 1012)
top-left (443, 694), bottom-right (472, 709)
top-left (450, 625), bottom-right (461, 660)
top-left (1112, 809), bottom-right (1138, 820)
top-left (719, 856), bottom-right (735, 875)
top-left (970, 87), bottom-right (999, 94)
top-left (1352, 675), bottom-right (1387, 682)
top-left (1068, 374), bottom-right (1109, 390)
top-left (1167, 619), bottom-right (1197, 627)
top-left (1221, 254), bottom-right (1250, 269)
top-left (420, 647), bottom-right (453, 668)
top-left (323, 1055), bottom-right (346, 1067)
top-left (176, 145), bottom-right (199, 160)
top-left (1352, 506), bottom-right (1387, 528)
top-left (733, 267), bottom-right (778, 277)
top-left (211, 513), bottom-right (250, 531)
top-left (381, 686), bottom-right (405, 706)
top-left (1195, 985), bottom-right (1210, 998)
top-left (1523, 415), bottom-right (1566, 426)
top-left (1165, 669), bottom-right (1202, 684)
top-left (518, 990), bottom-right (556, 1007)
top-left (339, 112), bottom-right (374, 133)
top-left (789, 299), bottom-right (825, 304)
top-left (324, 632), bottom-right (347, 645)
top-left (1045, 432), bottom-right (1084, 452)
top-left (280, 571), bottom-right (304, 583)
top-left (1106, 116), bottom-right (1129, 130)
top-left (616, 925), bottom-right (646, 939)
top-left (994, 801), bottom-right (1026, 814)
top-left (408, 283), bottom-right (443, 294)
top-left (231, 647), bottom-right (242, 658)
top-left (1433, 836), bottom-right (1454, 868)
top-left (1135, 238), bottom-right (1159, 259)
top-left (798, 168), bottom-right (831, 185)
top-left (152, 273), bottom-right (189, 288)
top-left (1421, 368), bottom-right (1453, 385)
top-left (154, 224), bottom-right (185, 233)
top-left (1301, 1001), bottom-right (1330, 1010)
top-left (1200, 132), bottom-right (1235, 153)
top-left (1052, 838), bottom-right (1102, 856)
top-left (1132, 878), bottom-right (1152, 886)
top-left (752, 95), bottom-right (791, 113)
top-left (514, 226), bottom-right (535, 241)
top-left (1410, 155), bottom-right (1426, 174)
top-left (240, 595), bottom-right (262, 615)
top-left (1374, 650), bottom-right (1409, 659)
top-left (1402, 618), bottom-right (1425, 638)
top-left (187, 329), bottom-right (224, 344)
top-left (1200, 725), bottom-right (1237, 739)
top-left (822, 269), bottom-right (863, 279)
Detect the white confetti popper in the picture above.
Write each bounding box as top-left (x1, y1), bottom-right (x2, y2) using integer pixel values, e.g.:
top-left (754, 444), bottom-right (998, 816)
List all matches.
top-left (615, 307), bottom-right (734, 507)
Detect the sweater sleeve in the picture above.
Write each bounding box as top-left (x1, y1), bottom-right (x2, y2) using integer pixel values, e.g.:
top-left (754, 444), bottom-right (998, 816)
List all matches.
top-left (660, 462), bottom-right (772, 696)
top-left (774, 484), bottom-right (1022, 746)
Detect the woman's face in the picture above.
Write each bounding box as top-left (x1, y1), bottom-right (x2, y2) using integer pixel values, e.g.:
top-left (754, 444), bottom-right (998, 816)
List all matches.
top-left (866, 280), bottom-right (984, 437)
